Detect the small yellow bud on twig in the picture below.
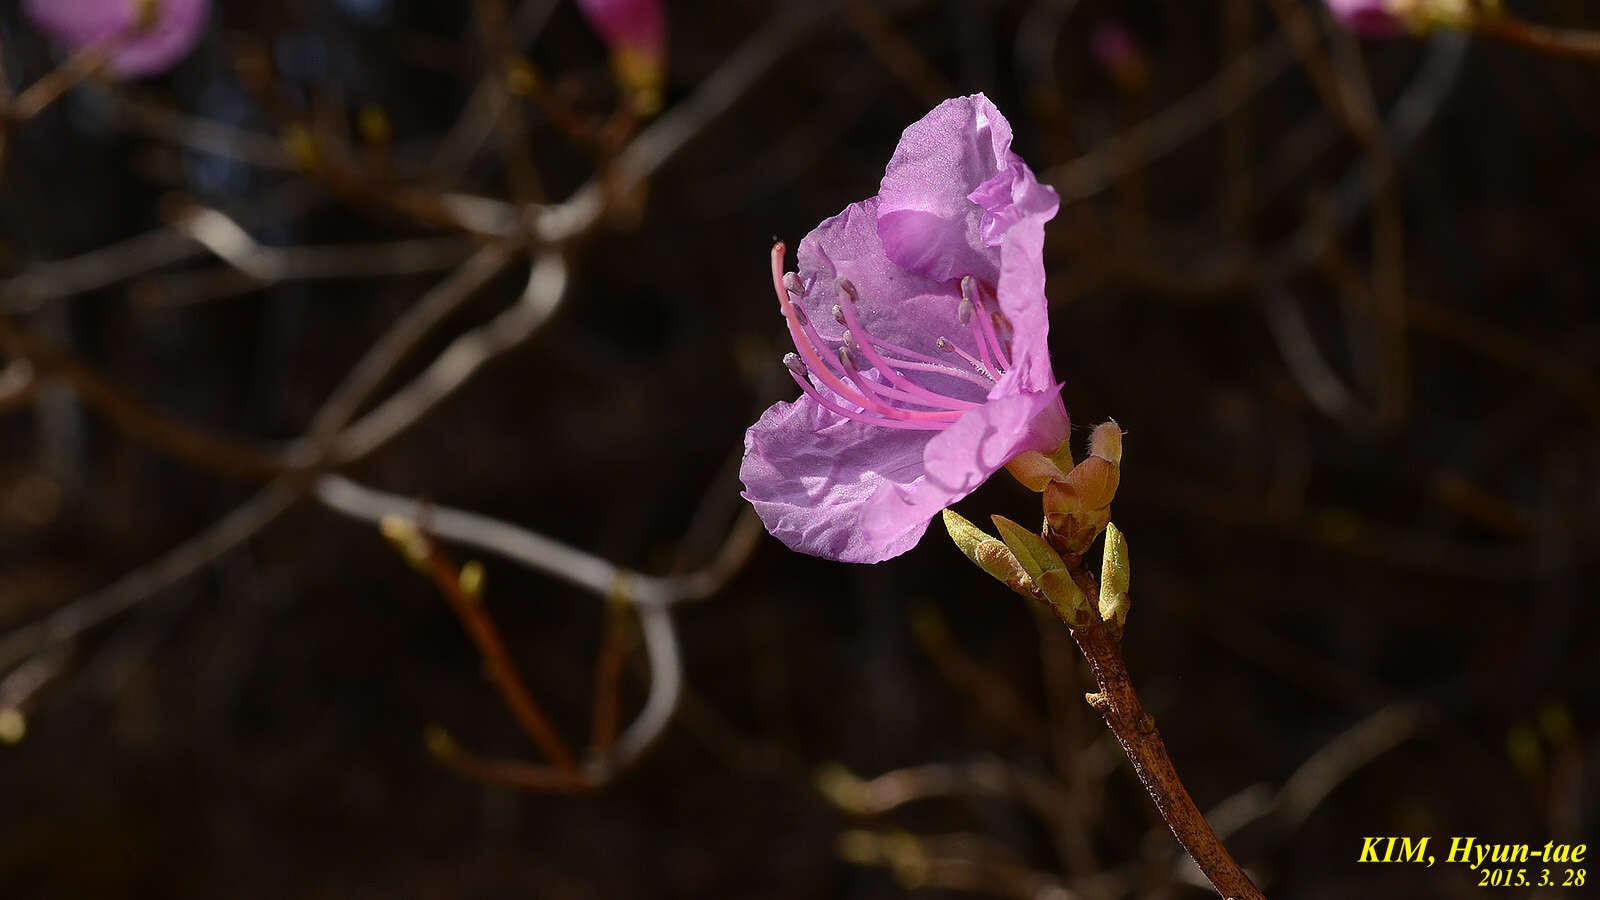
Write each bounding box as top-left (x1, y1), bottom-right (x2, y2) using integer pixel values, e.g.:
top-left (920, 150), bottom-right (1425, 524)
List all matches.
top-left (379, 514), bottom-right (433, 573)
top-left (458, 560), bottom-right (486, 601)
top-left (423, 724), bottom-right (459, 760)
top-left (0, 708), bottom-right (26, 745)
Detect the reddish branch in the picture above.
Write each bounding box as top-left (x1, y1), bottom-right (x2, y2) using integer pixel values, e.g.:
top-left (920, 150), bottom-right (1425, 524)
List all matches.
top-left (1060, 570), bottom-right (1267, 900)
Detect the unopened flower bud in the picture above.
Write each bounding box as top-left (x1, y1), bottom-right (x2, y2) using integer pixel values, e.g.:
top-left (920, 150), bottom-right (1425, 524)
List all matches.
top-left (1065, 456), bottom-right (1119, 512)
top-left (1324, 0), bottom-right (1407, 36)
top-left (1005, 445), bottom-right (1071, 492)
top-left (1043, 421), bottom-right (1123, 556)
top-left (577, 0), bottom-right (667, 115)
top-left (24, 0), bottom-right (210, 78)
top-left (1325, 0), bottom-right (1499, 37)
top-left (1087, 420), bottom-right (1123, 464)
top-left (1090, 22), bottom-right (1150, 95)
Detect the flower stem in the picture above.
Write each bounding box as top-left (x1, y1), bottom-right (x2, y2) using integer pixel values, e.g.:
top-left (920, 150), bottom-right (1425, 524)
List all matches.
top-left (1057, 573), bottom-right (1266, 900)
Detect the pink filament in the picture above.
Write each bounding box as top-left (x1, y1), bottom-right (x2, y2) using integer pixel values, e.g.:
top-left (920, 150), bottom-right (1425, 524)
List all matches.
top-left (770, 243), bottom-right (989, 431)
top-left (964, 277), bottom-right (1012, 373)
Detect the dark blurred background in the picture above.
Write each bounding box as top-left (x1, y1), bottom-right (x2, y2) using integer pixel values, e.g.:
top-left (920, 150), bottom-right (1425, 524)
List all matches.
top-left (0, 0), bottom-right (1595, 897)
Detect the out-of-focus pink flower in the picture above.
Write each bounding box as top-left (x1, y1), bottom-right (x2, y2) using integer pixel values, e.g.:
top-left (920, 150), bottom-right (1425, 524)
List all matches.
top-left (576, 0), bottom-right (666, 113)
top-left (740, 95), bottom-right (1070, 564)
top-left (1323, 0), bottom-right (1407, 37)
top-left (24, 0), bottom-right (209, 77)
top-left (1089, 22), bottom-right (1149, 94)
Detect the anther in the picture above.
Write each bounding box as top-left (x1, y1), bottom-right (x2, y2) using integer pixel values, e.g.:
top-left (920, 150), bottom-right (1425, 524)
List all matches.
top-left (991, 311), bottom-right (1014, 342)
top-left (782, 272), bottom-right (804, 295)
top-left (783, 352), bottom-right (807, 377)
top-left (832, 304), bottom-right (847, 326)
top-left (936, 337), bottom-right (954, 352)
top-left (958, 296), bottom-right (974, 326)
top-left (836, 278), bottom-right (859, 302)
top-left (788, 302), bottom-right (809, 327)
top-left (841, 331), bottom-right (868, 369)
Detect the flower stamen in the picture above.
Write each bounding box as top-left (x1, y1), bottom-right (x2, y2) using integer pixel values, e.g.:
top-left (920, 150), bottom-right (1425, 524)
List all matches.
top-left (937, 336), bottom-right (998, 380)
top-left (771, 243), bottom-right (986, 430)
top-left (962, 275), bottom-right (1012, 374)
top-left (832, 279), bottom-right (992, 389)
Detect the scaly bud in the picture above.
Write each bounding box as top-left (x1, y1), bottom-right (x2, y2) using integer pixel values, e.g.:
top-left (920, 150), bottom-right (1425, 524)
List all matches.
top-left (1325, 0), bottom-right (1499, 36)
top-left (1005, 439), bottom-right (1074, 491)
top-left (1044, 420), bottom-right (1123, 556)
top-left (1088, 420), bottom-right (1123, 464)
top-left (1098, 522), bottom-right (1130, 640)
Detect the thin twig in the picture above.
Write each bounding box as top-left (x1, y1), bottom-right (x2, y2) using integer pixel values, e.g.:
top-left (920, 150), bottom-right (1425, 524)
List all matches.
top-left (1067, 612), bottom-right (1265, 900)
top-left (841, 3), bottom-right (954, 107)
top-left (1480, 14), bottom-right (1600, 61)
top-left (1042, 560), bottom-right (1265, 900)
top-left (314, 475), bottom-right (759, 610)
top-left (1044, 33), bottom-right (1297, 206)
top-left (0, 482), bottom-right (300, 674)
top-left (471, 0), bottom-right (545, 205)
top-left (1, 228), bottom-right (205, 314)
top-left (590, 598), bottom-right (630, 757)
top-left (0, 315), bottom-right (294, 478)
top-left (170, 206), bottom-right (477, 286)
top-left (0, 249), bottom-right (516, 672)
top-left (7, 46), bottom-right (112, 121)
top-left (326, 251), bottom-right (565, 462)
top-left (411, 531), bottom-right (583, 783)
top-left (821, 758), bottom-right (1075, 830)
top-left (314, 474), bottom-right (757, 780)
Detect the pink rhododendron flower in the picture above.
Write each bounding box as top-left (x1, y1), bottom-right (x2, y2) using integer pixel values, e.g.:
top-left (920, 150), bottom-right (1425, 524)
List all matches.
top-left (740, 94), bottom-right (1070, 564)
top-left (1089, 22), bottom-right (1150, 94)
top-left (576, 0), bottom-right (666, 113)
top-left (1323, 0), bottom-right (1406, 36)
top-left (576, 0), bottom-right (665, 62)
top-left (24, 0), bottom-right (209, 77)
